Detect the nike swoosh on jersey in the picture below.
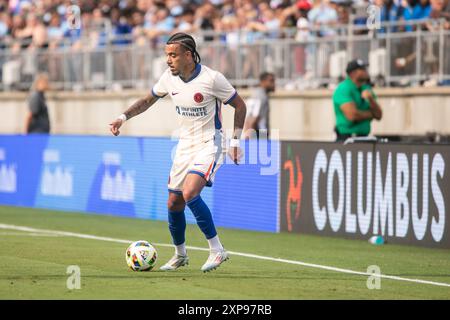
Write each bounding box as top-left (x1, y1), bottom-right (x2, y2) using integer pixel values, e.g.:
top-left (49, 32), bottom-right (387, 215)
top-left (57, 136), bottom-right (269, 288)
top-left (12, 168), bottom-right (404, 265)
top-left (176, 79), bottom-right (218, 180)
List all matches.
top-left (172, 92), bottom-right (179, 95)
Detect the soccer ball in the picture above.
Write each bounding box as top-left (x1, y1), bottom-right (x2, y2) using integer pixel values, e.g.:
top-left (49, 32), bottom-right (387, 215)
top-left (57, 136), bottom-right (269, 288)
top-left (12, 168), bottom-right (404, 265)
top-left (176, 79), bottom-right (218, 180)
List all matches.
top-left (125, 240), bottom-right (158, 271)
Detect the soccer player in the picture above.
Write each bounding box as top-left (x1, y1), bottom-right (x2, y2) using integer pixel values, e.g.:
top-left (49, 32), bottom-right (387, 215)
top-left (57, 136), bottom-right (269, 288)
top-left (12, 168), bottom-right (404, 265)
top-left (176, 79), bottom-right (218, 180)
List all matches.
top-left (109, 33), bottom-right (247, 272)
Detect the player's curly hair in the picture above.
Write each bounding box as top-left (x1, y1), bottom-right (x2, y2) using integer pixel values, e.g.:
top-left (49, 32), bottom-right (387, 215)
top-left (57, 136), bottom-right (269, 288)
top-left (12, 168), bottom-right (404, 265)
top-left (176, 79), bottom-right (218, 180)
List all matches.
top-left (166, 32), bottom-right (201, 64)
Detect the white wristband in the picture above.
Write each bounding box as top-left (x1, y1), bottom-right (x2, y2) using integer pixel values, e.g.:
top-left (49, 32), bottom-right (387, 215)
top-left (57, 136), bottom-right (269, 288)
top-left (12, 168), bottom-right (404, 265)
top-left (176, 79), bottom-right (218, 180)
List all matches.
top-left (230, 139), bottom-right (240, 148)
top-left (118, 114), bottom-right (127, 122)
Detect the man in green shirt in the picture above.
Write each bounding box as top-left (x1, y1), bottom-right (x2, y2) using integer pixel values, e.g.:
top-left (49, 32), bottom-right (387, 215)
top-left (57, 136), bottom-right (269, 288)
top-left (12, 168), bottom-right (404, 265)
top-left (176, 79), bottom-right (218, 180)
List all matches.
top-left (332, 59), bottom-right (383, 142)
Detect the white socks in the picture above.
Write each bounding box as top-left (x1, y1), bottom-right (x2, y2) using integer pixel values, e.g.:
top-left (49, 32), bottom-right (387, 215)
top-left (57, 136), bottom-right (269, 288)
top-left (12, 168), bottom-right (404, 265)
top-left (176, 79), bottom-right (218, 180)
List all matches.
top-left (207, 235), bottom-right (224, 252)
top-left (175, 236), bottom-right (223, 256)
top-left (175, 243), bottom-right (187, 256)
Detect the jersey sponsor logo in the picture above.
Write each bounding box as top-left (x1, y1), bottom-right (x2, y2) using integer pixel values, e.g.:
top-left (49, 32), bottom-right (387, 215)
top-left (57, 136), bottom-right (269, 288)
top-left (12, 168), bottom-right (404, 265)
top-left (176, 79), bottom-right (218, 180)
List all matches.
top-left (40, 149), bottom-right (73, 197)
top-left (194, 92), bottom-right (204, 103)
top-left (0, 148), bottom-right (17, 193)
top-left (175, 106), bottom-right (208, 117)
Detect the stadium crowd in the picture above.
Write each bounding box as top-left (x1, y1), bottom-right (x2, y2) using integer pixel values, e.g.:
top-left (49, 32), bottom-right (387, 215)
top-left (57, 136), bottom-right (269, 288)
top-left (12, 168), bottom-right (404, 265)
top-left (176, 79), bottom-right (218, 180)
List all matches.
top-left (0, 0), bottom-right (450, 50)
top-left (0, 0), bottom-right (449, 89)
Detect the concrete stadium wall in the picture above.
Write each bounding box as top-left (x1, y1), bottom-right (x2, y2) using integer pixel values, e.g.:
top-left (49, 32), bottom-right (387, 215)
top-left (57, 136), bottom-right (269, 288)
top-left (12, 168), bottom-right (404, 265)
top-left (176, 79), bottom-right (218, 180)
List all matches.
top-left (2, 87), bottom-right (450, 140)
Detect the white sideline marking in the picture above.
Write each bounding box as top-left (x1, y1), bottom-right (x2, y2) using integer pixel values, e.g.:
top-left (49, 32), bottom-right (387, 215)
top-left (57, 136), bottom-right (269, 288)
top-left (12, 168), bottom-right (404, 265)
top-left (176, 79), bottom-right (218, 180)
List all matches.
top-left (1, 223), bottom-right (450, 288)
top-left (0, 231), bottom-right (62, 237)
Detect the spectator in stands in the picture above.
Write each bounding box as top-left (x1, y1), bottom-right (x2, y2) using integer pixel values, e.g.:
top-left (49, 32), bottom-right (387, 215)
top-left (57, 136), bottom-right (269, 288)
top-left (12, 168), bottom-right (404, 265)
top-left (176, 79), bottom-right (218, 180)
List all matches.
top-left (0, 11), bottom-right (9, 41)
top-left (196, 2), bottom-right (219, 42)
top-left (131, 9), bottom-right (148, 46)
top-left (143, 5), bottom-right (175, 43)
top-left (295, 0), bottom-right (313, 40)
top-left (220, 0), bottom-right (235, 16)
top-left (22, 13), bottom-right (44, 46)
top-left (425, 0), bottom-right (449, 85)
top-left (307, 0), bottom-right (338, 37)
top-left (375, 0), bottom-right (401, 33)
top-left (11, 13), bottom-right (27, 47)
top-left (25, 73), bottom-right (51, 134)
top-left (395, 0), bottom-right (449, 85)
top-left (62, 5), bottom-right (83, 47)
top-left (307, 0), bottom-right (337, 79)
top-left (397, 0), bottom-right (432, 31)
top-left (258, 2), bottom-right (282, 38)
top-left (243, 72), bottom-right (276, 140)
top-left (62, 6), bottom-right (86, 85)
top-left (111, 11), bottom-right (133, 46)
top-left (391, 0), bottom-right (418, 81)
top-left (219, 14), bottom-right (247, 77)
top-left (176, 7), bottom-right (197, 32)
top-left (443, 0), bottom-right (450, 84)
top-left (236, 6), bottom-right (263, 80)
top-left (332, 59), bottom-right (382, 142)
top-left (444, 0), bottom-right (450, 18)
top-left (333, 0), bottom-right (351, 26)
top-left (426, 0), bottom-right (450, 30)
top-left (46, 10), bottom-right (64, 83)
top-left (30, 16), bottom-right (48, 50)
top-left (0, 1), bottom-right (7, 13)
top-left (0, 11), bottom-right (9, 81)
top-left (397, 0), bottom-right (415, 32)
top-left (294, 1), bottom-right (314, 77)
top-left (413, 0), bottom-right (432, 20)
top-left (1, 0), bottom-right (448, 91)
top-left (154, 6), bottom-right (175, 37)
top-left (143, 4), bottom-right (159, 30)
top-left (47, 11), bottom-right (64, 43)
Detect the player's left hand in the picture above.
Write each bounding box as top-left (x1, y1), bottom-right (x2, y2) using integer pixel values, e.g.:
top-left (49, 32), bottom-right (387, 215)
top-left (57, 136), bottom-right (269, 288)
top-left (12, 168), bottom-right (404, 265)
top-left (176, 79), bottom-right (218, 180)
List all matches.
top-left (228, 146), bottom-right (243, 165)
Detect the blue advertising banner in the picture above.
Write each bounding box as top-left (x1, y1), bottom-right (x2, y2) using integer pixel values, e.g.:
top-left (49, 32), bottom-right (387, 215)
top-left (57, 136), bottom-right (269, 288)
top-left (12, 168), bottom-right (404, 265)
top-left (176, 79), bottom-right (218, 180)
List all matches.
top-left (213, 139), bottom-right (279, 232)
top-left (0, 135), bottom-right (279, 232)
top-left (0, 135), bottom-right (49, 207)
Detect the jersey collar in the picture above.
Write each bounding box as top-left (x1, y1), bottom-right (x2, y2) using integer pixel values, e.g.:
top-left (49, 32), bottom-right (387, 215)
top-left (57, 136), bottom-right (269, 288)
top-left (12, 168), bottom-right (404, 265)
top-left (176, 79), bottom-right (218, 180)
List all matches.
top-left (180, 64), bottom-right (201, 83)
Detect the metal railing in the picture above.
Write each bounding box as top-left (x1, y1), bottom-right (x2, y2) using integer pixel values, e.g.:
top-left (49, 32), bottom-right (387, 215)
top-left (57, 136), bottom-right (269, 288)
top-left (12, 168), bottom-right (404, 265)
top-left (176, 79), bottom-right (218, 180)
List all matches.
top-left (0, 19), bottom-right (449, 91)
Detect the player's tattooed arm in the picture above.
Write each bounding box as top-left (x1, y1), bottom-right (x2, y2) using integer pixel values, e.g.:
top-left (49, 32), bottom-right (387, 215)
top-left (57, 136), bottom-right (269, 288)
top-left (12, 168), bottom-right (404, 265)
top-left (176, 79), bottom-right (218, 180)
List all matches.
top-left (123, 94), bottom-right (159, 120)
top-left (229, 94), bottom-right (247, 139)
top-left (110, 94), bottom-right (159, 136)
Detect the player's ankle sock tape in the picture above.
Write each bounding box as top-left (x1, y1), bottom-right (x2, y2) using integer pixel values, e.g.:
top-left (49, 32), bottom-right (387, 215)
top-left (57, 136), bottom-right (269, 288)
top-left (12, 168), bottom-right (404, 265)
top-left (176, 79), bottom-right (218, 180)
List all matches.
top-left (186, 195), bottom-right (217, 239)
top-left (168, 210), bottom-right (186, 246)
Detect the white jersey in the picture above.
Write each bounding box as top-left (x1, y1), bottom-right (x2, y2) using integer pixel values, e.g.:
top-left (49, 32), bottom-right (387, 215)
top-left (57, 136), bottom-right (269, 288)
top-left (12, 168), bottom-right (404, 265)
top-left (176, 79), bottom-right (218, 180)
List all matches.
top-left (152, 64), bottom-right (237, 192)
top-left (152, 64), bottom-right (237, 144)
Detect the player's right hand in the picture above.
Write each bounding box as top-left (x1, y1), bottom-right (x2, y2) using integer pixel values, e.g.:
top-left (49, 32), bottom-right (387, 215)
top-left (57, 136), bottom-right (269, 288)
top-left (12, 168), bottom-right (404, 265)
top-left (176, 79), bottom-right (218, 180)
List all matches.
top-left (228, 146), bottom-right (243, 165)
top-left (361, 89), bottom-right (373, 100)
top-left (109, 119), bottom-right (123, 136)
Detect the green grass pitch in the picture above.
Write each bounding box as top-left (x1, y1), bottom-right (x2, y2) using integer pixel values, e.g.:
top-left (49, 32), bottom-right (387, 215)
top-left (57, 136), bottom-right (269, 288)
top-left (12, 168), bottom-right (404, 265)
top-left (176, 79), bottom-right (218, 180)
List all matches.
top-left (0, 205), bottom-right (449, 299)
